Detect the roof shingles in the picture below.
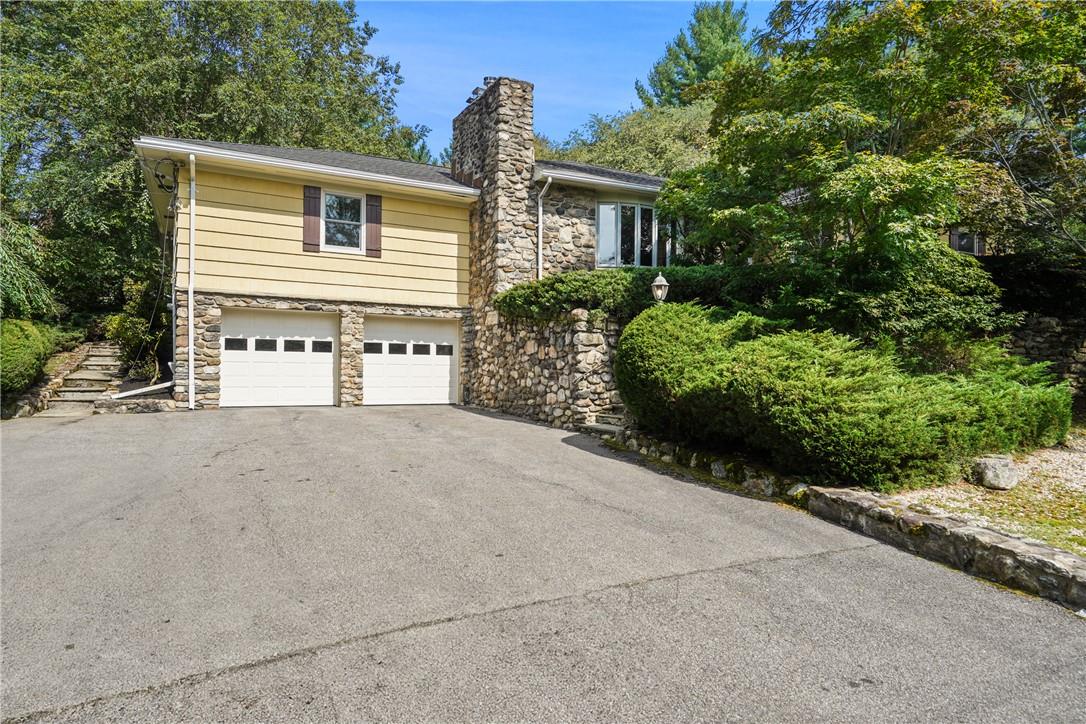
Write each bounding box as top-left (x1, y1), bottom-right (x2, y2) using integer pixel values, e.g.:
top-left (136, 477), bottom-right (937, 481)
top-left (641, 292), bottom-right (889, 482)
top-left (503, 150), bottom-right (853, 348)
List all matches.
top-left (142, 138), bottom-right (664, 193)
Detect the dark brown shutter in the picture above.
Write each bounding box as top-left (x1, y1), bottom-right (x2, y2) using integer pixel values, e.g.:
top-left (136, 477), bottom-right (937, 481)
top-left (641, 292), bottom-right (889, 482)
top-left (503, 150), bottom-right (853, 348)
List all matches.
top-left (303, 185), bottom-right (321, 253)
top-left (365, 194), bottom-right (382, 258)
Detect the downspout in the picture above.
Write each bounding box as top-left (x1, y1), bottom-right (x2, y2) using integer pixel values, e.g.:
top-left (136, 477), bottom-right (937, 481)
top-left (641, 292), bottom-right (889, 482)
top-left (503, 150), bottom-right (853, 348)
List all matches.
top-left (187, 153), bottom-right (196, 410)
top-left (536, 176), bottom-right (552, 280)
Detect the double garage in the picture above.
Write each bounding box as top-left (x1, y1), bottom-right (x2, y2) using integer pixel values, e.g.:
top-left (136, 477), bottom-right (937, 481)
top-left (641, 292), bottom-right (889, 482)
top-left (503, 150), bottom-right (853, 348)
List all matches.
top-left (218, 309), bottom-right (460, 407)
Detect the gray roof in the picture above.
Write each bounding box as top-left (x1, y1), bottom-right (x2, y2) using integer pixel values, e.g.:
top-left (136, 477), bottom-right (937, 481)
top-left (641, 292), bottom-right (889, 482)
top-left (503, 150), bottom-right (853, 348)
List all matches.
top-left (536, 159), bottom-right (664, 191)
top-left (140, 137), bottom-right (663, 194)
top-left (147, 137), bottom-right (471, 190)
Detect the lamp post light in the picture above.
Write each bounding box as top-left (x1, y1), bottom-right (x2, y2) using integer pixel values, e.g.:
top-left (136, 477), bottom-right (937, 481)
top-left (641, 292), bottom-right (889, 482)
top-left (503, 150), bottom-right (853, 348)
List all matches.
top-left (651, 273), bottom-right (669, 303)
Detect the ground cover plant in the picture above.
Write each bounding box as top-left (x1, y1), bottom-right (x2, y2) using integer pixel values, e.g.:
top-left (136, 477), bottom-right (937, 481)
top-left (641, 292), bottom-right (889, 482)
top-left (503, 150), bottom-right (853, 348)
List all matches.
top-left (0, 319), bottom-right (83, 398)
top-left (613, 304), bottom-right (1071, 491)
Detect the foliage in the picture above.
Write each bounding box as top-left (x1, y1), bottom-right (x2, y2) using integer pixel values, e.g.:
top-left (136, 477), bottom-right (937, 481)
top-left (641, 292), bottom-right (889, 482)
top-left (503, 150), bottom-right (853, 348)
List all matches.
top-left (614, 304), bottom-right (1071, 491)
top-left (980, 253), bottom-right (1086, 320)
top-left (636, 1), bottom-right (754, 107)
top-left (494, 244), bottom-right (1014, 369)
top-left (2, 0), bottom-right (427, 314)
top-left (102, 279), bottom-right (169, 379)
top-left (698, 0), bottom-right (1086, 258)
top-left (0, 319), bottom-right (81, 397)
top-left (0, 210), bottom-right (57, 318)
top-left (537, 101), bottom-right (715, 178)
top-left (494, 266), bottom-right (738, 323)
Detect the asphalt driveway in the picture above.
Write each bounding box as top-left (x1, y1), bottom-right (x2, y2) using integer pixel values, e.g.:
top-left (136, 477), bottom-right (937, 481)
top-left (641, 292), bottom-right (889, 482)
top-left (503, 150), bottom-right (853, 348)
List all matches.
top-left (2, 406), bottom-right (1084, 722)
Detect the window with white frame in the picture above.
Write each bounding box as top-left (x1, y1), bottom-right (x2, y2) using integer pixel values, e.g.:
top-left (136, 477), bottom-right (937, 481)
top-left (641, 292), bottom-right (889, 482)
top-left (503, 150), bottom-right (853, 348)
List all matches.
top-left (322, 191), bottom-right (365, 252)
top-left (596, 202), bottom-right (668, 267)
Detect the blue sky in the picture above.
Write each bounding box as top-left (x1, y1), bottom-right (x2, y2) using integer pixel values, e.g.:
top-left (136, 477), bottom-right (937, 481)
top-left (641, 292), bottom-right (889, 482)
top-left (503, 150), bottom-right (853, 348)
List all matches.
top-left (357, 1), bottom-right (775, 157)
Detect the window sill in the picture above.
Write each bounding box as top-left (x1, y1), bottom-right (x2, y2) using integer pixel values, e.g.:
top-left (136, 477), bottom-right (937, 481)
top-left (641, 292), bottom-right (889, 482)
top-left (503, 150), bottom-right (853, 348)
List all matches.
top-left (319, 245), bottom-right (368, 256)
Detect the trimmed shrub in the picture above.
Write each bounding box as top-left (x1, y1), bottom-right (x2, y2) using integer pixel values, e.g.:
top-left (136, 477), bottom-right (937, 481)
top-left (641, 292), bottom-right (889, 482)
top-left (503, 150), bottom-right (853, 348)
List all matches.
top-left (494, 266), bottom-right (738, 323)
top-left (615, 304), bottom-right (1071, 491)
top-left (1, 319), bottom-right (55, 397)
top-left (494, 247), bottom-right (1015, 373)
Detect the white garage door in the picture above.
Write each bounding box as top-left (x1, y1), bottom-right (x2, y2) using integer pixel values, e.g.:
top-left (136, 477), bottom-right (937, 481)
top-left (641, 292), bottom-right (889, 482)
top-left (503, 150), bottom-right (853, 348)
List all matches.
top-left (363, 317), bottom-right (459, 405)
top-left (220, 309), bottom-right (337, 407)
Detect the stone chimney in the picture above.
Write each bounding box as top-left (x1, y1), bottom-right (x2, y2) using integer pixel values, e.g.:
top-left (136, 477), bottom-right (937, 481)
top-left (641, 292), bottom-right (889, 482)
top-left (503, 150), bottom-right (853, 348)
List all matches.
top-left (451, 77), bottom-right (536, 308)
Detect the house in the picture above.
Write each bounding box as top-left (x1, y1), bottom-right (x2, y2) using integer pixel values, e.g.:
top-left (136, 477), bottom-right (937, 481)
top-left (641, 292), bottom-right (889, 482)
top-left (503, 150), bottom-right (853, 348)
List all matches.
top-left (135, 77), bottom-right (665, 410)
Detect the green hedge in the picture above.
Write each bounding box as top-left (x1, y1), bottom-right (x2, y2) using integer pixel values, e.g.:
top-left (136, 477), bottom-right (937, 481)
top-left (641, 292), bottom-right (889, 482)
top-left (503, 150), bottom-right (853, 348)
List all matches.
top-left (614, 304), bottom-right (1071, 491)
top-left (0, 319), bottom-right (83, 398)
top-left (493, 251), bottom-right (1013, 370)
top-left (494, 266), bottom-right (738, 323)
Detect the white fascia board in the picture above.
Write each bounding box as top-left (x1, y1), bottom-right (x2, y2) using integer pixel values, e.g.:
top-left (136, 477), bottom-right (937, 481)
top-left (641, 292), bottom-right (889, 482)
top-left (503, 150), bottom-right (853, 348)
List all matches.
top-left (533, 167), bottom-right (662, 195)
top-left (134, 137), bottom-right (480, 199)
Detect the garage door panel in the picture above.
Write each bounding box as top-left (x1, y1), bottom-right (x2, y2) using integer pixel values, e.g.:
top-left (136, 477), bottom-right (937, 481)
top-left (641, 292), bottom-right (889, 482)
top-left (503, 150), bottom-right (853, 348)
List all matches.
top-left (220, 310), bottom-right (338, 408)
top-left (363, 317), bottom-right (459, 405)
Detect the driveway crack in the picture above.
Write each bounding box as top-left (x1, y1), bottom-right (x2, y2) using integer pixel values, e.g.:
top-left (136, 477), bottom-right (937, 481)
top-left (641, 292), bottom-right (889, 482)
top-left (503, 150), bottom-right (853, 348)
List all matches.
top-left (3, 542), bottom-right (877, 723)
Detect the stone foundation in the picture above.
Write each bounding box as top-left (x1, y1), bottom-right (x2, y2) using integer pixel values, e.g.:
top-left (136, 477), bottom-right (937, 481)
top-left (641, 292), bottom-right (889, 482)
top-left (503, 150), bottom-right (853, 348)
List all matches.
top-left (1009, 314), bottom-right (1086, 397)
top-left (468, 308), bottom-right (621, 428)
top-left (174, 292), bottom-right (468, 409)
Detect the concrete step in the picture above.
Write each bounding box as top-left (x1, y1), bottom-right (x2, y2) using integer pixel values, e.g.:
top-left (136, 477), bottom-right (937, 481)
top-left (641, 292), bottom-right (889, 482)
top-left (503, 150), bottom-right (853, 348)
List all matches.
top-left (54, 390), bottom-right (106, 402)
top-left (36, 401), bottom-right (94, 417)
top-left (61, 382), bottom-right (108, 392)
top-left (65, 370), bottom-right (113, 382)
top-left (595, 413), bottom-right (626, 426)
top-left (579, 422), bottom-right (624, 437)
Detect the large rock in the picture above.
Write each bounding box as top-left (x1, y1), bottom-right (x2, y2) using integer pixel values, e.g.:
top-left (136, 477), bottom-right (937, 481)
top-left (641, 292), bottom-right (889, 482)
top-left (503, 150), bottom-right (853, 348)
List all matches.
top-left (971, 455), bottom-right (1020, 491)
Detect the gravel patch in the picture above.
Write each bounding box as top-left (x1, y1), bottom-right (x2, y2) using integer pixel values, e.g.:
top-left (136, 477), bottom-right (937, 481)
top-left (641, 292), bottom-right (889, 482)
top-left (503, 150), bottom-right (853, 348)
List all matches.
top-left (894, 429), bottom-right (1086, 557)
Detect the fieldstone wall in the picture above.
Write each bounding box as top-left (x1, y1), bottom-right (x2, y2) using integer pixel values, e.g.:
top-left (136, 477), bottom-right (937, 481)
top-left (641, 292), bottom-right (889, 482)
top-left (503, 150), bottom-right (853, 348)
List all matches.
top-left (536, 183), bottom-right (597, 275)
top-left (173, 292), bottom-right (468, 409)
top-left (1009, 314), bottom-right (1086, 397)
top-left (470, 309), bottom-right (621, 428)
top-left (451, 77), bottom-right (540, 409)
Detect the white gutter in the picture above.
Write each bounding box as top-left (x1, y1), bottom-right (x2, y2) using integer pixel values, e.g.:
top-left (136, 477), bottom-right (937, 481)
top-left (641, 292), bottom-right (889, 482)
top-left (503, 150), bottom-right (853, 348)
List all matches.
top-left (112, 381), bottom-right (173, 400)
top-left (536, 175), bottom-right (552, 281)
top-left (187, 153), bottom-right (196, 410)
top-left (532, 168), bottom-right (662, 195)
top-left (135, 137), bottom-right (480, 199)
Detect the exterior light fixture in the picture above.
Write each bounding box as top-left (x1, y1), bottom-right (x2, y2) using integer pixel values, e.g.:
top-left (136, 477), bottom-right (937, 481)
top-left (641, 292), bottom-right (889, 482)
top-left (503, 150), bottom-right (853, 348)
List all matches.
top-left (651, 273), bottom-right (669, 303)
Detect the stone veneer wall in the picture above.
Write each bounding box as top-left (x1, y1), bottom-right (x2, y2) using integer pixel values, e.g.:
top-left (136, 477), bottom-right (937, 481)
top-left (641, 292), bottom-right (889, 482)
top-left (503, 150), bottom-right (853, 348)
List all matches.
top-left (451, 77), bottom-right (540, 408)
top-left (470, 309), bottom-right (621, 428)
top-left (173, 291), bottom-right (470, 409)
top-left (536, 183), bottom-right (597, 275)
top-left (1009, 314), bottom-right (1086, 398)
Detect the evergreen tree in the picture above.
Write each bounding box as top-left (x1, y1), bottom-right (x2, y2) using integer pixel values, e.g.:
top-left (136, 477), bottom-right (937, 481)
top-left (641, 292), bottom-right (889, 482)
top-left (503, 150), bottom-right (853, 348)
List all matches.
top-left (635, 1), bottom-right (753, 107)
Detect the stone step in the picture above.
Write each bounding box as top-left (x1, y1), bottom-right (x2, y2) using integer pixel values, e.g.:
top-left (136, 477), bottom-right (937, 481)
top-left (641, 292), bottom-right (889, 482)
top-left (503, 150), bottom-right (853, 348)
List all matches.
top-left (65, 370), bottom-right (113, 382)
top-left (595, 413), bottom-right (626, 426)
top-left (579, 422), bottom-right (624, 437)
top-left (82, 362), bottom-right (122, 371)
top-left (54, 390), bottom-right (106, 402)
top-left (36, 401), bottom-right (94, 417)
top-left (85, 355), bottom-right (121, 363)
top-left (61, 382), bottom-right (108, 392)
top-left (88, 346), bottom-right (119, 354)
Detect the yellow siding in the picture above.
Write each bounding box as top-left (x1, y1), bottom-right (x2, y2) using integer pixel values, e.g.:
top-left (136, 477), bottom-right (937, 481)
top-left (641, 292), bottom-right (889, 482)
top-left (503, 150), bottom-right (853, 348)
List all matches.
top-left (176, 169), bottom-right (471, 307)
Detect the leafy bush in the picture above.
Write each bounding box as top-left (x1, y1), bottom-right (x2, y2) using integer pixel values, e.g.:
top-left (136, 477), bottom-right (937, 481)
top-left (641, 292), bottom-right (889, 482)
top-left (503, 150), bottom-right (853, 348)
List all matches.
top-left (615, 304), bottom-right (1071, 491)
top-left (103, 278), bottom-right (167, 379)
top-left (496, 242), bottom-right (1015, 373)
top-left (495, 266), bottom-right (735, 323)
top-left (1, 320), bottom-right (59, 396)
top-left (0, 211), bottom-right (57, 318)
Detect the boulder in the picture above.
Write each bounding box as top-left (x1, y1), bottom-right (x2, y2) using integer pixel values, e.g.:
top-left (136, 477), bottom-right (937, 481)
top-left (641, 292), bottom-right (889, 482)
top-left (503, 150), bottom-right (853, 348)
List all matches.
top-left (971, 455), bottom-right (1019, 491)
